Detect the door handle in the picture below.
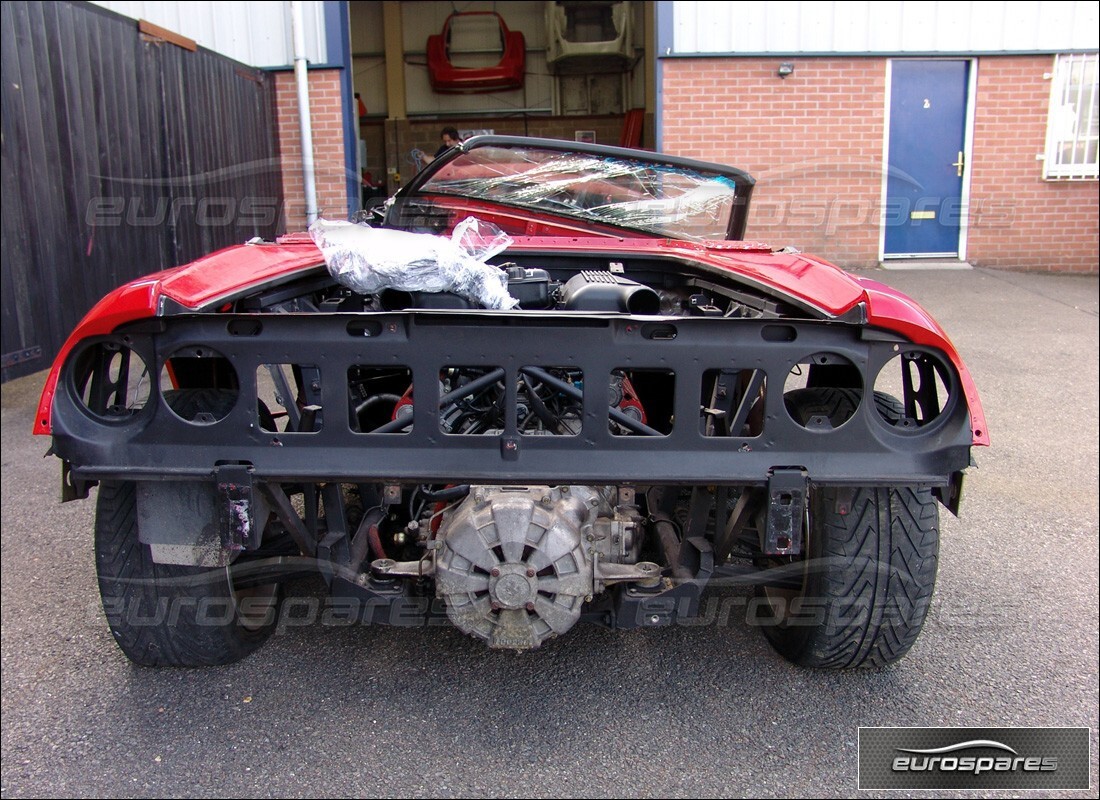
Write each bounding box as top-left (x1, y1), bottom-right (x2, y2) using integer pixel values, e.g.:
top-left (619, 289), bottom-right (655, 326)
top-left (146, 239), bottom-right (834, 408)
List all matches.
top-left (952, 151), bottom-right (965, 177)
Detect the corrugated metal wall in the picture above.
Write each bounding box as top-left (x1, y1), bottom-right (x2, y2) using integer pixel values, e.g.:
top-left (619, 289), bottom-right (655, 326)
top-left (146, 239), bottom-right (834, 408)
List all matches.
top-left (1, 0), bottom-right (284, 382)
top-left (671, 1), bottom-right (1100, 54)
top-left (91, 0), bottom-right (328, 66)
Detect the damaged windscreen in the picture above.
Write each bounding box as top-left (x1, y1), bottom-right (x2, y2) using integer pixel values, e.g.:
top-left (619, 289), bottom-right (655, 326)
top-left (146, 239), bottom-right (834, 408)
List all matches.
top-left (403, 138), bottom-right (754, 241)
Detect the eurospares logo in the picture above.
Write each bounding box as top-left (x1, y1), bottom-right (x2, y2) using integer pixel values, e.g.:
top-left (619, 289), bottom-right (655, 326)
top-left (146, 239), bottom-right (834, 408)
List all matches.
top-left (858, 728), bottom-right (1090, 790)
top-left (893, 739), bottom-right (1057, 774)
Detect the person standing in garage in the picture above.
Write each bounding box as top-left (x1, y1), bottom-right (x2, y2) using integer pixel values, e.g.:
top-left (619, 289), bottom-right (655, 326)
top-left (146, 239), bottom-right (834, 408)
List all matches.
top-left (420, 126), bottom-right (462, 167)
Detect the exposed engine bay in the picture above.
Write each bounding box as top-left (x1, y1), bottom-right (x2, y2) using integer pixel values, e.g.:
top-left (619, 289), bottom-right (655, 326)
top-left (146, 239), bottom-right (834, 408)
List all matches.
top-left (235, 257), bottom-right (789, 648)
top-left (252, 256), bottom-right (796, 442)
top-left (52, 248), bottom-right (972, 658)
top-left (251, 256), bottom-right (799, 317)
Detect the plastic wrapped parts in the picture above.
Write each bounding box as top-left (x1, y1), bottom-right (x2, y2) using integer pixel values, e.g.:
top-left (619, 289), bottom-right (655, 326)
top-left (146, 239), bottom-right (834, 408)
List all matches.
top-left (309, 216), bottom-right (519, 310)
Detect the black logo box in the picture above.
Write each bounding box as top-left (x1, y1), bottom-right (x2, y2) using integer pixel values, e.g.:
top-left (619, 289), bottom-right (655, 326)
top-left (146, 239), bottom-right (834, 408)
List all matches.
top-left (858, 727), bottom-right (1091, 791)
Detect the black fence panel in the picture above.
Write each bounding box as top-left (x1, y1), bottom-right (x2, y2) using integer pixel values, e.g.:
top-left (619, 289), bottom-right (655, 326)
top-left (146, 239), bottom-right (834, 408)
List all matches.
top-left (1, 0), bottom-right (283, 382)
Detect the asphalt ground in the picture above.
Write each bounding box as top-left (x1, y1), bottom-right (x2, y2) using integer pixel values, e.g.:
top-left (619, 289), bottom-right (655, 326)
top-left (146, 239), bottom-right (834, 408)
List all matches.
top-left (2, 267), bottom-right (1097, 799)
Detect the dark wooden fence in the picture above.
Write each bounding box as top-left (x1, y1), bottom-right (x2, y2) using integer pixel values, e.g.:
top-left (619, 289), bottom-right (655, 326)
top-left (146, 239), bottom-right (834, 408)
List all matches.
top-left (1, 0), bottom-right (283, 382)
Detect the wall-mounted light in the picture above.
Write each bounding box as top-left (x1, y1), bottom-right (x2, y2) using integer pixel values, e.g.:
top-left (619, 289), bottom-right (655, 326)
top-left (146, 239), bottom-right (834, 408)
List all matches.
top-left (778, 62), bottom-right (795, 79)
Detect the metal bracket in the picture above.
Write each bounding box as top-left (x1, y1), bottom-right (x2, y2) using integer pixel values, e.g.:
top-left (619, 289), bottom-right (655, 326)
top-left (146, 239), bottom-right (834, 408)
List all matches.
top-left (258, 482), bottom-right (316, 556)
top-left (317, 483), bottom-right (351, 573)
top-left (714, 487), bottom-right (763, 562)
top-left (382, 484), bottom-right (402, 506)
top-left (61, 460), bottom-right (94, 502)
top-left (266, 363), bottom-right (300, 431)
top-left (934, 470), bottom-right (965, 517)
top-left (608, 535), bottom-right (714, 628)
top-left (592, 559), bottom-right (662, 594)
top-left (215, 464), bottom-right (256, 552)
top-left (371, 556), bottom-right (434, 579)
top-left (764, 468), bottom-right (808, 556)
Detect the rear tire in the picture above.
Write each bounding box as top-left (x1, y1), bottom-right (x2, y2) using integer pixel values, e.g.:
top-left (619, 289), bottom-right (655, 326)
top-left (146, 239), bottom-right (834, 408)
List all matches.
top-left (95, 389), bottom-right (281, 666)
top-left (95, 482), bottom-right (280, 666)
top-left (757, 388), bottom-right (940, 668)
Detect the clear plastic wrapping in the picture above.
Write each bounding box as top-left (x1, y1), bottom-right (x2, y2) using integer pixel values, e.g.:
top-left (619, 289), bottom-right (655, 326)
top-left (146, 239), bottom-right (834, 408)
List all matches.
top-left (308, 216), bottom-right (517, 309)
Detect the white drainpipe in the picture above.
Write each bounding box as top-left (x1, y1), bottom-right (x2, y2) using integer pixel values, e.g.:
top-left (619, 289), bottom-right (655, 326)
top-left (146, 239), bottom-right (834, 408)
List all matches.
top-left (290, 0), bottom-right (319, 226)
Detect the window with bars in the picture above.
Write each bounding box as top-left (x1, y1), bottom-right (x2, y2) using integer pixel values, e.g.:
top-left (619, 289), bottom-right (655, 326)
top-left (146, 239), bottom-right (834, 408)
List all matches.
top-left (1043, 53), bottom-right (1099, 180)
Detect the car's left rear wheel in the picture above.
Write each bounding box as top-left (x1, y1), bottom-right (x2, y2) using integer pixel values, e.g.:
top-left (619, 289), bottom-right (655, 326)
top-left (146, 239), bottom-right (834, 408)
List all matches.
top-left (94, 388), bottom-right (282, 666)
top-left (94, 480), bottom-right (281, 666)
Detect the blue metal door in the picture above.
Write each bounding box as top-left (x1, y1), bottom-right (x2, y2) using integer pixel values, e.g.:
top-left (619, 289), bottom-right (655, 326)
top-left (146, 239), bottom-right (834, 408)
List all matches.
top-left (884, 60), bottom-right (969, 257)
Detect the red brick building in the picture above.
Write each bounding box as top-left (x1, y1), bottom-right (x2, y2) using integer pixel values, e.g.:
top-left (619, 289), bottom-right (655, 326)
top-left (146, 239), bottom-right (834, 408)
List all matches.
top-left (93, 0), bottom-right (1098, 272)
top-left (274, 69), bottom-right (350, 231)
top-left (657, 2), bottom-right (1098, 271)
top-left (270, 68), bottom-right (347, 231)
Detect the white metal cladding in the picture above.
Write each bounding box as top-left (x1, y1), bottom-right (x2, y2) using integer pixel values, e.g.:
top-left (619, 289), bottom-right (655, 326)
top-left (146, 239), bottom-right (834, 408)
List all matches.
top-left (91, 1), bottom-right (329, 67)
top-left (671, 1), bottom-right (1100, 55)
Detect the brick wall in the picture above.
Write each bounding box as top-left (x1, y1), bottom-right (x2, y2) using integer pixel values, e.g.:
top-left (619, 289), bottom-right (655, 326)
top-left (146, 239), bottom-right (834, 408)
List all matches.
top-left (662, 56), bottom-right (1099, 272)
top-left (967, 56), bottom-right (1099, 273)
top-left (275, 69), bottom-right (348, 232)
top-left (662, 58), bottom-right (887, 267)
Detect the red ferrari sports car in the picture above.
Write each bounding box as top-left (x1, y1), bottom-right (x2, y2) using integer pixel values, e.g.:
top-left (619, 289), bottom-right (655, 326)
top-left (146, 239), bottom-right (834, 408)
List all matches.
top-left (35, 136), bottom-right (986, 667)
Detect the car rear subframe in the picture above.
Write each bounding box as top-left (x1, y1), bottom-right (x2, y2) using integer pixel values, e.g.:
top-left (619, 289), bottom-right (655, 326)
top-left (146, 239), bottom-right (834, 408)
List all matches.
top-left (50, 312), bottom-right (974, 486)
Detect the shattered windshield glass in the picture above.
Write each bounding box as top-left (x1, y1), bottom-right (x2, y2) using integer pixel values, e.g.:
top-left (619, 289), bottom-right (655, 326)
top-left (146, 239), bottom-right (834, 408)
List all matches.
top-left (418, 145), bottom-right (741, 241)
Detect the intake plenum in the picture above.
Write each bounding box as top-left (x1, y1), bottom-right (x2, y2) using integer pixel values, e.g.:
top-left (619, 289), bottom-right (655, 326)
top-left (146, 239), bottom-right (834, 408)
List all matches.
top-left (560, 271), bottom-right (661, 314)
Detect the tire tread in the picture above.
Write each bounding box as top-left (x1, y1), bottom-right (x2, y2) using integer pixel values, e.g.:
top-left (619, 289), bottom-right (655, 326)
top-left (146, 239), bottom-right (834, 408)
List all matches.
top-left (763, 388), bottom-right (940, 668)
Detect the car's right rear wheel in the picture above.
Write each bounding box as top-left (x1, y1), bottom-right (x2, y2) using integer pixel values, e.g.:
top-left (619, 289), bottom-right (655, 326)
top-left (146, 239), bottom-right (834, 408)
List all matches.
top-left (754, 388), bottom-right (940, 668)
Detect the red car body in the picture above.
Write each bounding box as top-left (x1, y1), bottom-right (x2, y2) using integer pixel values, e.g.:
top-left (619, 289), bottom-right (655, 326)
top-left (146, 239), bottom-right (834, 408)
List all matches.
top-left (426, 12), bottom-right (526, 93)
top-left (37, 137), bottom-right (986, 667)
top-left (34, 235), bottom-right (988, 445)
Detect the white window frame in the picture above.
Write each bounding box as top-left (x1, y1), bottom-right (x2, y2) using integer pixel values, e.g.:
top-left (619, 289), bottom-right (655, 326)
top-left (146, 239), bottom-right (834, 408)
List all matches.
top-left (1043, 53), bottom-right (1099, 180)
